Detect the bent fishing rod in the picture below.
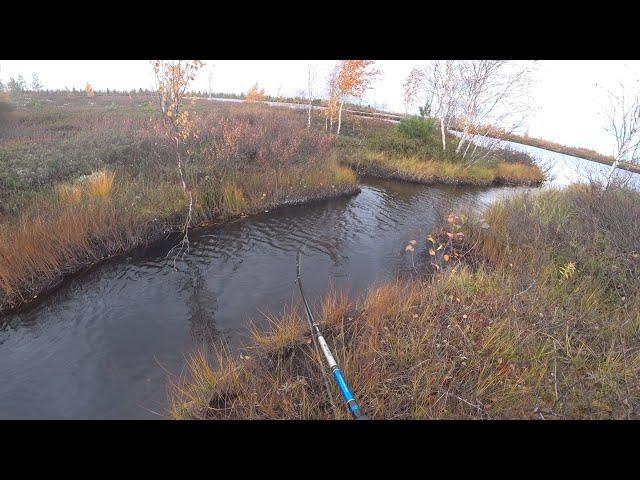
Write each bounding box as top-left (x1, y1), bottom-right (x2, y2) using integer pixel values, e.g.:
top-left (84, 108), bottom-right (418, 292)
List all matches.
top-left (295, 249), bottom-right (367, 420)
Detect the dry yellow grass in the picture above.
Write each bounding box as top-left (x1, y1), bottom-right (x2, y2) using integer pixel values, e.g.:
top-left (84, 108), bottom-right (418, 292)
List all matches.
top-left (494, 162), bottom-right (545, 185)
top-left (85, 170), bottom-right (115, 197)
top-left (0, 158), bottom-right (358, 313)
top-left (170, 185), bottom-right (640, 420)
top-left (56, 184), bottom-right (82, 204)
top-left (342, 151), bottom-right (543, 187)
top-left (334, 165), bottom-right (357, 185)
top-left (221, 182), bottom-right (247, 216)
top-left (0, 194), bottom-right (131, 307)
top-left (0, 173), bottom-right (182, 311)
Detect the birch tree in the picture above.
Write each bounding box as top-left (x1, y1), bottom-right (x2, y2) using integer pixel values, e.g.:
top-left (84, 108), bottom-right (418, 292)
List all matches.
top-left (246, 82), bottom-right (266, 102)
top-left (31, 73), bottom-right (42, 91)
top-left (333, 60), bottom-right (380, 136)
top-left (602, 80), bottom-right (640, 190)
top-left (325, 64), bottom-right (340, 132)
top-left (306, 64), bottom-right (318, 128)
top-left (152, 60), bottom-right (204, 120)
top-left (402, 66), bottom-right (425, 115)
top-left (151, 60), bottom-right (204, 252)
top-left (424, 60), bottom-right (460, 152)
top-left (454, 60), bottom-right (534, 162)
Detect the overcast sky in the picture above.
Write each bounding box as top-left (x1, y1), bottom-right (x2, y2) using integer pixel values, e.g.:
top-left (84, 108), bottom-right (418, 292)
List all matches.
top-left (2, 60), bottom-right (639, 156)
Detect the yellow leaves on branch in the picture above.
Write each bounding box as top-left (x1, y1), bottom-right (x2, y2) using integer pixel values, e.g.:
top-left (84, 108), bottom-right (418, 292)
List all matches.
top-left (85, 83), bottom-right (95, 97)
top-left (175, 111), bottom-right (201, 145)
top-left (327, 96), bottom-right (339, 119)
top-left (326, 60), bottom-right (380, 134)
top-left (336, 60), bottom-right (381, 100)
top-left (246, 82), bottom-right (266, 103)
top-left (152, 60), bottom-right (205, 120)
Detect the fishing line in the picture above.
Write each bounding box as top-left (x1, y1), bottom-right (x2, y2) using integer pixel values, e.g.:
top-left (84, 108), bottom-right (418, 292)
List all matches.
top-left (295, 244), bottom-right (338, 418)
top-left (295, 247), bottom-right (367, 420)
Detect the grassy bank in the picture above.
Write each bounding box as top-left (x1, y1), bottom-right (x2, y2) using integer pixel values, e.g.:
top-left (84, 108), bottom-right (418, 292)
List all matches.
top-left (170, 183), bottom-right (639, 419)
top-left (0, 95), bottom-right (358, 313)
top-left (336, 116), bottom-right (545, 187)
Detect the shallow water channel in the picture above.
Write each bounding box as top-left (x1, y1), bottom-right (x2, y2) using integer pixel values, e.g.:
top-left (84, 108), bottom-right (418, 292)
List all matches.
top-left (1, 141), bottom-right (637, 419)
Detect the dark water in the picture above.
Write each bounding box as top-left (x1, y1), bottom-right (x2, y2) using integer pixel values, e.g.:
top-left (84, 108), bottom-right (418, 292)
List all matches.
top-left (0, 178), bottom-right (518, 419)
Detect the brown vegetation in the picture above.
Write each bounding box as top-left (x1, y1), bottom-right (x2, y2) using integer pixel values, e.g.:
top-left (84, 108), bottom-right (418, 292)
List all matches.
top-left (246, 83), bottom-right (267, 103)
top-left (170, 184), bottom-right (640, 419)
top-left (0, 97), bottom-right (358, 313)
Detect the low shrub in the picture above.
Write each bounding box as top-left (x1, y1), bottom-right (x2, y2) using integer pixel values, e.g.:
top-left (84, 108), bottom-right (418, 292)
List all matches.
top-left (397, 116), bottom-right (437, 142)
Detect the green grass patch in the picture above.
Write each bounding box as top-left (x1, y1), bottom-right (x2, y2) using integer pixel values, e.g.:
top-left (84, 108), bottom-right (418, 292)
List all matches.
top-left (333, 114), bottom-right (545, 187)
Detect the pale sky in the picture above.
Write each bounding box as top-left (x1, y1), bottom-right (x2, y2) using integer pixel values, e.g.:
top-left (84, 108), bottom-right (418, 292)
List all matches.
top-left (2, 60), bottom-right (639, 156)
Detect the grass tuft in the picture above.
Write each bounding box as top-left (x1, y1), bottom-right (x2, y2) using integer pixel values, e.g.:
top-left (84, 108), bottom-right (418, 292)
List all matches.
top-left (84, 170), bottom-right (115, 197)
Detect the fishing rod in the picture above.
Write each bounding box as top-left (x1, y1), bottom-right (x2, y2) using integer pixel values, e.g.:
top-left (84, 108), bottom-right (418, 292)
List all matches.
top-left (295, 249), bottom-right (367, 420)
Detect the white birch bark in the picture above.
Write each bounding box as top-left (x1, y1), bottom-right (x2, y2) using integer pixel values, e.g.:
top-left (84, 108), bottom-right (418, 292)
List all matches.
top-left (337, 99), bottom-right (344, 136)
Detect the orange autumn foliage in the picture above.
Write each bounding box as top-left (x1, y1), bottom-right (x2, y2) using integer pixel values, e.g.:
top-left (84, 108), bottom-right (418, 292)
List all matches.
top-left (330, 60), bottom-right (381, 135)
top-left (246, 82), bottom-right (266, 103)
top-left (336, 60), bottom-right (381, 100)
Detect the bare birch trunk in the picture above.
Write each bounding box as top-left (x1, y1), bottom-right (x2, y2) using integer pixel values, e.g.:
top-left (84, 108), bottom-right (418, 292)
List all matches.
top-left (440, 117), bottom-right (447, 151)
top-left (604, 157), bottom-right (621, 191)
top-left (337, 100), bottom-right (345, 136)
top-left (174, 136), bottom-right (192, 251)
top-left (462, 135), bottom-right (474, 159)
top-left (456, 124), bottom-right (470, 155)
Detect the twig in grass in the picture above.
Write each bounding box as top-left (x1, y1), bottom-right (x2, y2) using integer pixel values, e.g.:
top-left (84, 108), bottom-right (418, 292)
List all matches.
top-left (447, 392), bottom-right (488, 418)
